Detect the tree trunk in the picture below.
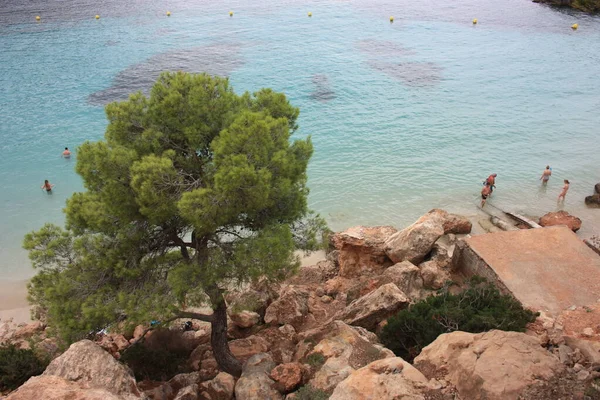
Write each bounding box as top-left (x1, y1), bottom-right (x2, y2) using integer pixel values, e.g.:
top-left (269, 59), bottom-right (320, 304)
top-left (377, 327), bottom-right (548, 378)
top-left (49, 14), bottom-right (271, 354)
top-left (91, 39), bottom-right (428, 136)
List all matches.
top-left (211, 295), bottom-right (243, 377)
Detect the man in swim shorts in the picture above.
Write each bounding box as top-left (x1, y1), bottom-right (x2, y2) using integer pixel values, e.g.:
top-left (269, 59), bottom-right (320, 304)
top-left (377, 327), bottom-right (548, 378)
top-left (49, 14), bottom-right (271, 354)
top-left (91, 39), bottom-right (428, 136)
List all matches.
top-left (481, 183), bottom-right (492, 207)
top-left (540, 166), bottom-right (551, 184)
top-left (62, 147), bottom-right (71, 158)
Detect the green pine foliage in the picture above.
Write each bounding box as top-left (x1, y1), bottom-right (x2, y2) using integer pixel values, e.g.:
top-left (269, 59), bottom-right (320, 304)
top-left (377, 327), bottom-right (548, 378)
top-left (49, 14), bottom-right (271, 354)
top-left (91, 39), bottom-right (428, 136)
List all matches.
top-left (23, 72), bottom-right (326, 353)
top-left (0, 344), bottom-right (48, 392)
top-left (380, 277), bottom-right (538, 362)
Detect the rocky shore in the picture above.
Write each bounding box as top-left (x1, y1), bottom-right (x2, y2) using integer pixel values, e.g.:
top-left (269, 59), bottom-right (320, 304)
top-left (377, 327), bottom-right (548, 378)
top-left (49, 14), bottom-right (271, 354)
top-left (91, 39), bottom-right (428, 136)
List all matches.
top-left (2, 209), bottom-right (600, 399)
top-left (533, 0), bottom-right (600, 14)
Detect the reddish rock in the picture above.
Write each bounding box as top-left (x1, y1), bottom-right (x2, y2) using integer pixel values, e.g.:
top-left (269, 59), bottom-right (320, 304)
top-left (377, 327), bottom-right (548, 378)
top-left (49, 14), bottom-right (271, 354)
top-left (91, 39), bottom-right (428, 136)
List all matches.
top-left (199, 372), bottom-right (235, 400)
top-left (264, 286), bottom-right (309, 328)
top-left (539, 211), bottom-right (582, 232)
top-left (133, 325), bottom-right (146, 340)
top-left (229, 335), bottom-right (270, 363)
top-left (341, 283), bottom-right (409, 331)
top-left (270, 363), bottom-right (304, 393)
top-left (13, 321), bottom-right (45, 339)
top-left (330, 226), bottom-right (397, 278)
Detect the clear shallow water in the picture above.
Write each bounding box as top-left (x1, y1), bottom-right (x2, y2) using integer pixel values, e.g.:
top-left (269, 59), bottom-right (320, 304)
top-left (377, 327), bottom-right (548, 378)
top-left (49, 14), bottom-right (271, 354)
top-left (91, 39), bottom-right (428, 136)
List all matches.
top-left (1, 0), bottom-right (599, 280)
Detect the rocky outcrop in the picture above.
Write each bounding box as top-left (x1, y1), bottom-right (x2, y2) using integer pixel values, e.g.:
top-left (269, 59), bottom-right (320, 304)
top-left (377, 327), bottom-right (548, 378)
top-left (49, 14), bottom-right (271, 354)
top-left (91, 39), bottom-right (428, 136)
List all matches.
top-left (341, 283), bottom-right (409, 331)
top-left (264, 286), bottom-right (309, 328)
top-left (7, 340), bottom-right (142, 400)
top-left (330, 226), bottom-right (397, 278)
top-left (596, 182), bottom-right (600, 194)
top-left (329, 357), bottom-right (431, 400)
top-left (199, 372), bottom-right (235, 400)
top-left (539, 211), bottom-right (582, 232)
top-left (532, 0), bottom-right (600, 14)
top-left (234, 353), bottom-right (282, 400)
top-left (584, 235), bottom-right (600, 256)
top-left (6, 375), bottom-right (126, 400)
top-left (414, 330), bottom-right (564, 400)
top-left (384, 209), bottom-right (469, 265)
top-left (43, 340), bottom-right (142, 398)
top-left (295, 321), bottom-right (390, 393)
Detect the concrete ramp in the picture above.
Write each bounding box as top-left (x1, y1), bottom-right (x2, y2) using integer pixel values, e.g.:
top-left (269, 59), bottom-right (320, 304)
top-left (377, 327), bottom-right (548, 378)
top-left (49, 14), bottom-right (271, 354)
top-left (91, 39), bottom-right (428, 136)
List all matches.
top-left (455, 226), bottom-right (600, 316)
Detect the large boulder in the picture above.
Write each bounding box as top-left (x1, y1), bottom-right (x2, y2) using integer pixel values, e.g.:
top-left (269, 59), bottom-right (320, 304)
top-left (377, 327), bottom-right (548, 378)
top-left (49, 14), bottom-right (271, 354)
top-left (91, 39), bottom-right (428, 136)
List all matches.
top-left (234, 353), bottom-right (282, 400)
top-left (229, 310), bottom-right (260, 329)
top-left (585, 194), bottom-right (600, 206)
top-left (295, 321), bottom-right (390, 393)
top-left (539, 211), bottom-right (582, 232)
top-left (329, 357), bottom-right (431, 400)
top-left (42, 340), bottom-right (142, 399)
top-left (418, 260), bottom-right (450, 290)
top-left (264, 286), bottom-right (309, 328)
top-left (330, 226), bottom-right (397, 278)
top-left (199, 372), bottom-right (235, 400)
top-left (6, 375), bottom-right (125, 400)
top-left (229, 335), bottom-right (270, 364)
top-left (414, 330), bottom-right (564, 400)
top-left (381, 261), bottom-right (426, 300)
top-left (341, 283), bottom-right (409, 331)
top-left (384, 210), bottom-right (452, 264)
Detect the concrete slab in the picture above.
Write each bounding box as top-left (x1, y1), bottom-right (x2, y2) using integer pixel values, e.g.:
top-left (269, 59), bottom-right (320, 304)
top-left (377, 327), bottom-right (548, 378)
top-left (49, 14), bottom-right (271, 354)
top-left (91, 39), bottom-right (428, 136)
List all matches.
top-left (462, 226), bottom-right (600, 316)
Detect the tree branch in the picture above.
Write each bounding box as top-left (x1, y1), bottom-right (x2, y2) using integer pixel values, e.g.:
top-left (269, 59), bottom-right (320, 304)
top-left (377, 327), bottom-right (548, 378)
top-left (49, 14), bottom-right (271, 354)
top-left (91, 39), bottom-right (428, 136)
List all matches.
top-left (176, 311), bottom-right (214, 323)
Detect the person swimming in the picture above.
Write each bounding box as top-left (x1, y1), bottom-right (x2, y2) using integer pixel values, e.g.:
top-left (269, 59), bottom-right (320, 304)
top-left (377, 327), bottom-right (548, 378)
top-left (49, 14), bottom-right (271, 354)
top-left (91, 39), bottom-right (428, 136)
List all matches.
top-left (540, 166), bottom-right (552, 184)
top-left (558, 179), bottom-right (570, 202)
top-left (62, 147), bottom-right (71, 158)
top-left (41, 179), bottom-right (54, 193)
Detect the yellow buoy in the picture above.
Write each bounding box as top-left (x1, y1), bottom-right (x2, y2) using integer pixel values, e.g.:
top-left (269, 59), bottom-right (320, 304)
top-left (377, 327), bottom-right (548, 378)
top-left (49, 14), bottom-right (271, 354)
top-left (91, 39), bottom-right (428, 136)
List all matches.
top-left (572, 23), bottom-right (578, 30)
top-left (229, 11), bottom-right (233, 17)
top-left (35, 16), bottom-right (41, 21)
top-left (308, 12), bottom-right (312, 17)
top-left (167, 11), bottom-right (171, 16)
top-left (95, 15), bottom-right (100, 19)
top-left (473, 18), bottom-right (478, 25)
top-left (390, 16), bottom-right (394, 23)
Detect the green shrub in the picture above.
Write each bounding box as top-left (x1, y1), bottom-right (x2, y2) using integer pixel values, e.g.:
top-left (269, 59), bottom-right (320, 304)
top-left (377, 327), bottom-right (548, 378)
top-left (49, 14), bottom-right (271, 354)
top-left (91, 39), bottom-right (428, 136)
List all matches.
top-left (0, 344), bottom-right (48, 392)
top-left (295, 384), bottom-right (330, 400)
top-left (119, 343), bottom-right (188, 381)
top-left (306, 352), bottom-right (326, 368)
top-left (380, 276), bottom-right (537, 362)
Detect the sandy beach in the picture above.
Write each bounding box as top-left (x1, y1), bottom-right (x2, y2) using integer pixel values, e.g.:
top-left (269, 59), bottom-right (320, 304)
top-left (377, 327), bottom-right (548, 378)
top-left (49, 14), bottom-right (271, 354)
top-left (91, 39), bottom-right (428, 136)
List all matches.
top-left (0, 279), bottom-right (31, 324)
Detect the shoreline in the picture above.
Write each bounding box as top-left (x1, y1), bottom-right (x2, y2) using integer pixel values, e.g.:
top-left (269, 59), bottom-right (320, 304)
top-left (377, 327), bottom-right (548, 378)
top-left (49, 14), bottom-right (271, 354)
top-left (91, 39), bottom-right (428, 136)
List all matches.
top-left (0, 279), bottom-right (31, 324)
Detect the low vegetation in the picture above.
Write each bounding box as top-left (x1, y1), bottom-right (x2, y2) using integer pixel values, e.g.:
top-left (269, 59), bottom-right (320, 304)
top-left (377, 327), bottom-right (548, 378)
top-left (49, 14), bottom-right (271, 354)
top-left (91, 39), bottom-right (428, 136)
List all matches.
top-left (0, 344), bottom-right (48, 392)
top-left (380, 276), bottom-right (538, 361)
top-left (295, 384), bottom-right (330, 400)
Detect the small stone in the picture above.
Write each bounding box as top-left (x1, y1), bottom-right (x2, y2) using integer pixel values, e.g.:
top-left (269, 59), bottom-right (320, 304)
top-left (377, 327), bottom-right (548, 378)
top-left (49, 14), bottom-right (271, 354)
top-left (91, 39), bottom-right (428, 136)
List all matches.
top-left (582, 327), bottom-right (594, 337)
top-left (573, 363), bottom-right (584, 372)
top-left (568, 305), bottom-right (577, 311)
top-left (320, 295), bottom-right (332, 304)
top-left (577, 370), bottom-right (590, 381)
top-left (315, 287), bottom-right (325, 297)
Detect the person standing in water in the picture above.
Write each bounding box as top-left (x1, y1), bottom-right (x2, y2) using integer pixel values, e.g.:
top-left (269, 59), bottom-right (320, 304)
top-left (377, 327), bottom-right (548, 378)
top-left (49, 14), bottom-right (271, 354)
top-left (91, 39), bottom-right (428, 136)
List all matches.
top-left (540, 166), bottom-right (552, 184)
top-left (558, 179), bottom-right (570, 202)
top-left (481, 183), bottom-right (492, 207)
top-left (484, 173), bottom-right (497, 194)
top-left (62, 147), bottom-right (71, 158)
top-left (41, 180), bottom-right (54, 193)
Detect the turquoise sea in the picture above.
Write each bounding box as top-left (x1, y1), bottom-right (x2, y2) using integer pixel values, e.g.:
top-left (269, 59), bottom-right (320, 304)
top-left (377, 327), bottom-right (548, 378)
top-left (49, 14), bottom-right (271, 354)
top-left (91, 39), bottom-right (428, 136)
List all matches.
top-left (1, 0), bottom-right (599, 280)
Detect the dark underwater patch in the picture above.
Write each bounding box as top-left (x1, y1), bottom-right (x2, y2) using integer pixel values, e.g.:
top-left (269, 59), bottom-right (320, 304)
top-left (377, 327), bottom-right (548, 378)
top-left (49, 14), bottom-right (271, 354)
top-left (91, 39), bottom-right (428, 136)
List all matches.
top-left (367, 60), bottom-right (442, 86)
top-left (88, 43), bottom-right (244, 105)
top-left (309, 74), bottom-right (335, 102)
